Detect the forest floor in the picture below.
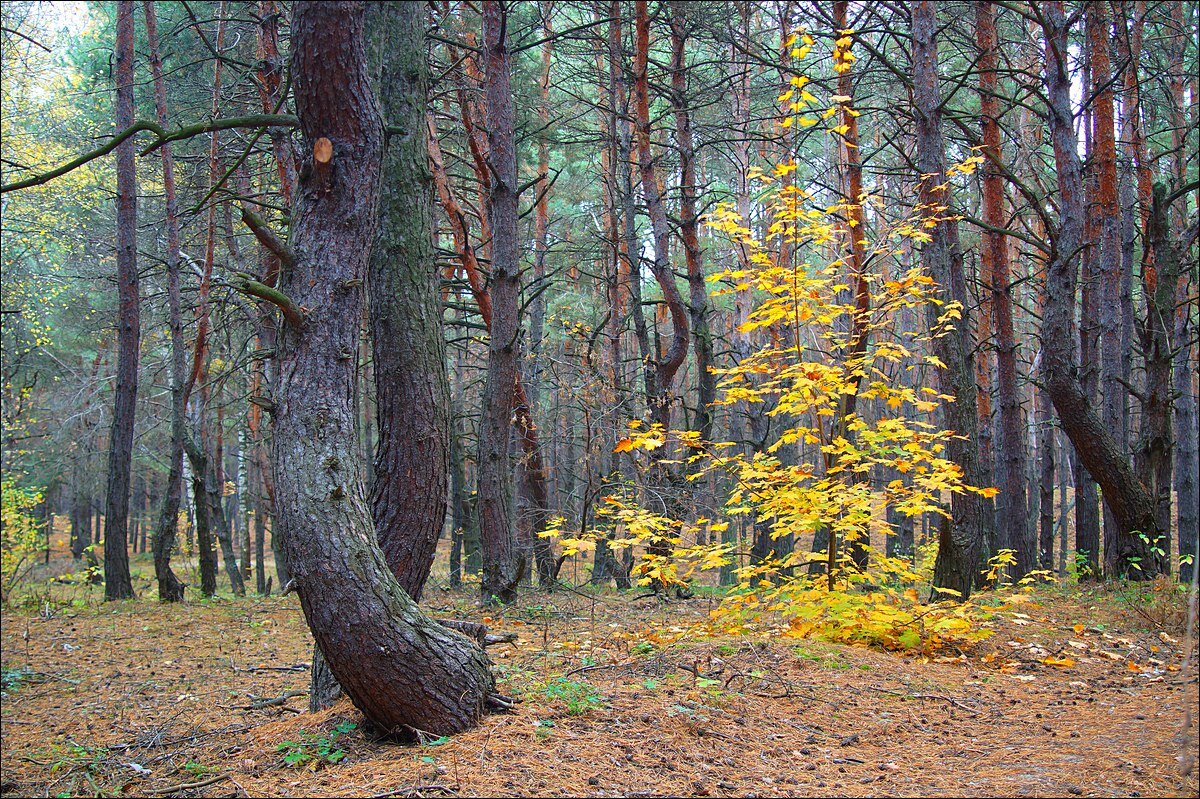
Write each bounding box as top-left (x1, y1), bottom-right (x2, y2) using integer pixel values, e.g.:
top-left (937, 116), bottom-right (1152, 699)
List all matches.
top-left (1, 551), bottom-right (1198, 798)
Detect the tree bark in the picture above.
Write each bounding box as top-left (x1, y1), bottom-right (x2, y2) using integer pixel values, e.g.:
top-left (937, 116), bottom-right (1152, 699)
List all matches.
top-left (275, 0), bottom-right (494, 736)
top-left (366, 1), bottom-right (449, 602)
top-left (977, 1), bottom-right (1030, 576)
top-left (669, 5), bottom-right (713, 446)
top-left (1087, 3), bottom-right (1128, 577)
top-left (912, 1), bottom-right (990, 601)
top-left (633, 0), bottom-right (688, 432)
top-left (103, 0), bottom-right (138, 601)
top-left (143, 0), bottom-right (185, 602)
top-left (1039, 1), bottom-right (1163, 576)
top-left (476, 0), bottom-right (526, 604)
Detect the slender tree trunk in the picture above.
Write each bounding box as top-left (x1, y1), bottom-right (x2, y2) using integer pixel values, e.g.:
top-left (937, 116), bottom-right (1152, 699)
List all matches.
top-left (1037, 382), bottom-right (1056, 571)
top-left (103, 0), bottom-right (138, 601)
top-left (912, 1), bottom-right (990, 601)
top-left (669, 5), bottom-right (713, 446)
top-left (1087, 4), bottom-right (1128, 578)
top-left (144, 1), bottom-right (186, 602)
top-left (977, 1), bottom-right (1029, 575)
top-left (529, 4), bottom-right (552, 413)
top-left (1175, 304), bottom-right (1198, 582)
top-left (633, 0), bottom-right (688, 432)
top-left (476, 0), bottom-right (525, 604)
top-left (275, 0), bottom-right (495, 736)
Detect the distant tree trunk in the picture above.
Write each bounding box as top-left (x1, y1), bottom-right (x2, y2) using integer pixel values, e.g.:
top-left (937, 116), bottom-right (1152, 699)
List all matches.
top-left (185, 431), bottom-right (245, 596)
top-left (669, 6), bottom-right (713, 446)
top-left (275, 0), bottom-right (495, 736)
top-left (529, 5), bottom-right (552, 413)
top-left (255, 0), bottom-right (297, 203)
top-left (251, 0), bottom-right (291, 592)
top-left (144, 0), bottom-right (186, 603)
top-left (449, 410), bottom-right (467, 588)
top-left (977, 1), bottom-right (1029, 576)
top-left (1175, 304), bottom-right (1198, 582)
top-left (633, 0), bottom-right (688, 432)
top-left (1039, 1), bottom-right (1163, 577)
top-left (103, 0), bottom-right (138, 601)
top-left (912, 1), bottom-right (990, 601)
top-left (1037, 383), bottom-right (1056, 571)
top-left (366, 1), bottom-right (449, 602)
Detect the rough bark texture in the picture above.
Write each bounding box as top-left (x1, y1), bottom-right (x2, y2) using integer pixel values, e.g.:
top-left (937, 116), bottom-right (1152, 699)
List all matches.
top-left (912, 1), bottom-right (989, 601)
top-left (1176, 304), bottom-right (1199, 582)
top-left (1087, 4), bottom-right (1128, 577)
top-left (143, 1), bottom-right (185, 603)
top-left (976, 1), bottom-right (1029, 576)
top-left (275, 0), bottom-right (494, 736)
top-left (103, 0), bottom-right (138, 601)
top-left (1039, 1), bottom-right (1162, 576)
top-left (367, 1), bottom-right (448, 602)
top-left (1129, 183), bottom-right (1189, 577)
top-left (476, 0), bottom-right (525, 604)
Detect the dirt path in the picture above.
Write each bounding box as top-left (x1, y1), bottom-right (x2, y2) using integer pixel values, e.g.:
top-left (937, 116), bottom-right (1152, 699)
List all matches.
top-left (2, 586), bottom-right (1196, 797)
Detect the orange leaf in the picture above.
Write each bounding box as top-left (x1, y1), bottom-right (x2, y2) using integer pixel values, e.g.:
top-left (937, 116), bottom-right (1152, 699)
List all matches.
top-left (613, 438), bottom-right (635, 453)
top-left (1041, 655), bottom-right (1075, 668)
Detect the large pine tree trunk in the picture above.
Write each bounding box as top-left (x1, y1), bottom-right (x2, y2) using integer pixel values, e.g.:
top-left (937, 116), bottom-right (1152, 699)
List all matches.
top-left (912, 1), bottom-right (991, 601)
top-left (275, 0), bottom-right (495, 736)
top-left (1039, 1), bottom-right (1163, 576)
top-left (102, 0), bottom-right (138, 601)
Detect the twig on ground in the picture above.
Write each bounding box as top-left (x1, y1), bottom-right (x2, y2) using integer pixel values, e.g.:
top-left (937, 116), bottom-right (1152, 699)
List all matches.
top-left (238, 689), bottom-right (307, 710)
top-left (867, 686), bottom-right (981, 716)
top-left (370, 785), bottom-right (456, 798)
top-left (563, 663), bottom-right (615, 678)
top-left (146, 772), bottom-right (229, 795)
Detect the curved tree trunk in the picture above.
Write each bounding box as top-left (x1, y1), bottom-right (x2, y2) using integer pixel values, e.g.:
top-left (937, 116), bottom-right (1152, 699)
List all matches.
top-left (276, 0), bottom-right (494, 737)
top-left (366, 1), bottom-right (449, 603)
top-left (633, 0), bottom-right (688, 432)
top-left (1039, 1), bottom-right (1162, 576)
top-left (103, 0), bottom-right (138, 601)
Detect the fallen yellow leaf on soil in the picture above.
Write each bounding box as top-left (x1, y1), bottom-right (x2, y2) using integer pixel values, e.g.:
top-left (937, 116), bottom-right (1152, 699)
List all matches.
top-left (1041, 655), bottom-right (1075, 668)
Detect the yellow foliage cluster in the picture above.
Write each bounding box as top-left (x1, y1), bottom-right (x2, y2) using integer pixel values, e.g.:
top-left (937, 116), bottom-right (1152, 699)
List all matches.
top-left (1, 478), bottom-right (45, 603)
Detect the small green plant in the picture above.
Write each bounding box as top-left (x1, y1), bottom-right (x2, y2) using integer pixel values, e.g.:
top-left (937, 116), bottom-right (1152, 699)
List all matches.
top-left (276, 721), bottom-right (356, 769)
top-left (539, 677), bottom-right (603, 716)
top-left (2, 666), bottom-right (30, 693)
top-left (1071, 551), bottom-right (1096, 580)
top-left (182, 761), bottom-right (211, 777)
